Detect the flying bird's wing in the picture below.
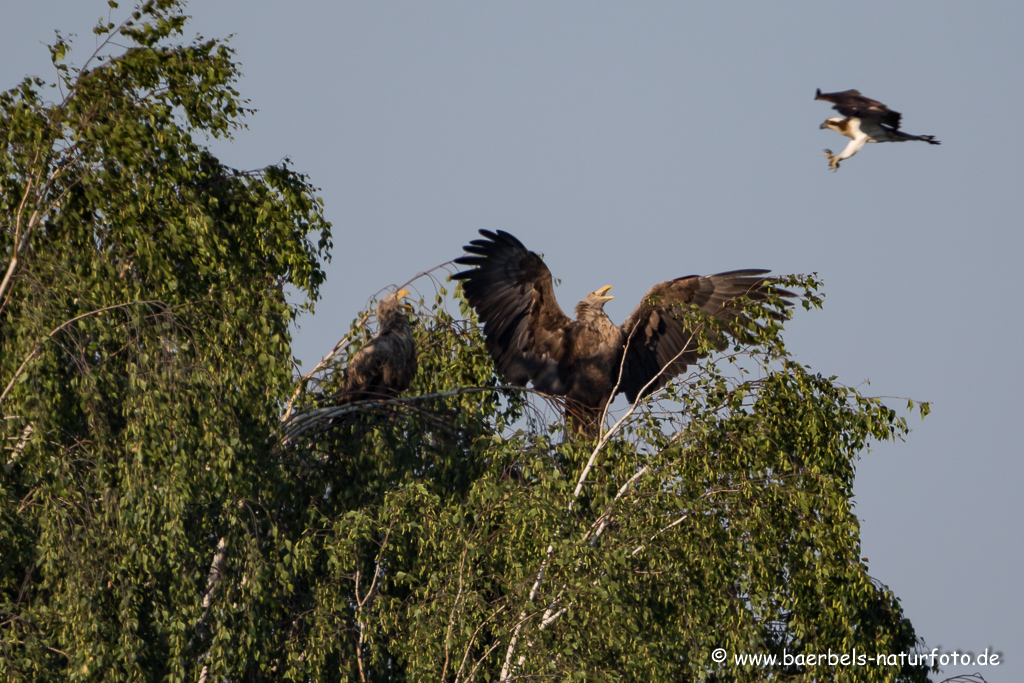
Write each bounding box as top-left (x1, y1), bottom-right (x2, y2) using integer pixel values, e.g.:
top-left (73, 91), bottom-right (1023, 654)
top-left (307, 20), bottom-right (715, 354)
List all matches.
top-left (815, 88), bottom-right (901, 129)
top-left (617, 271), bottom-right (791, 403)
top-left (452, 230), bottom-right (573, 394)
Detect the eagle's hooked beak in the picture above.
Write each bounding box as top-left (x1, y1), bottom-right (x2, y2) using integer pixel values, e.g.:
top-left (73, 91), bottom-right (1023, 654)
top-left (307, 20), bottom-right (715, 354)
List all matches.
top-left (819, 121), bottom-right (829, 130)
top-left (595, 285), bottom-right (614, 301)
top-left (397, 288), bottom-right (414, 312)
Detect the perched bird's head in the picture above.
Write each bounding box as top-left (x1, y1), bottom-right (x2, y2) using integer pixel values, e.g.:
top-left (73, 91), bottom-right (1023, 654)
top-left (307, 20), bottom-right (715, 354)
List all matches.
top-left (576, 285), bottom-right (614, 320)
top-left (377, 289), bottom-right (413, 330)
top-left (588, 285), bottom-right (614, 305)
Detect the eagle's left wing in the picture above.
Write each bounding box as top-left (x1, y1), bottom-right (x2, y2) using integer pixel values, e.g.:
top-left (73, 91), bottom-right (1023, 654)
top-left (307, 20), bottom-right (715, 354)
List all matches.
top-left (617, 271), bottom-right (791, 403)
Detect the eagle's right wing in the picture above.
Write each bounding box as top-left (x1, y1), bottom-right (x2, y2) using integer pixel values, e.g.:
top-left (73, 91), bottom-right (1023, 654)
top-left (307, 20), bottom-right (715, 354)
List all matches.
top-left (453, 230), bottom-right (572, 394)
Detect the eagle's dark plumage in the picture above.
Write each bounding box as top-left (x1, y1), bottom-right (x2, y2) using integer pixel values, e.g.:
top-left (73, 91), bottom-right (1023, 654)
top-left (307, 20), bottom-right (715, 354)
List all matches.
top-left (452, 230), bottom-right (793, 434)
top-left (815, 88), bottom-right (940, 170)
top-left (337, 289), bottom-right (417, 404)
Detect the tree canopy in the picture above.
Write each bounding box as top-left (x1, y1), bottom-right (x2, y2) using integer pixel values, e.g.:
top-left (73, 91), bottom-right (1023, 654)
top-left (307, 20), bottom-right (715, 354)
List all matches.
top-left (3, 2), bottom-right (933, 682)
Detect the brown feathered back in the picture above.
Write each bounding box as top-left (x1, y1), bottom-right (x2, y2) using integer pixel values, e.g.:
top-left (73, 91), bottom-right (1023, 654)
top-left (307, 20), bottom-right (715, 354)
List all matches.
top-left (338, 290), bottom-right (417, 404)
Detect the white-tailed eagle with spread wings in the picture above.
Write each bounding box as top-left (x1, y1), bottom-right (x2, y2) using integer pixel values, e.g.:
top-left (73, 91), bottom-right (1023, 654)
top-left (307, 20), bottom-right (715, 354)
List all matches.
top-left (453, 230), bottom-right (793, 434)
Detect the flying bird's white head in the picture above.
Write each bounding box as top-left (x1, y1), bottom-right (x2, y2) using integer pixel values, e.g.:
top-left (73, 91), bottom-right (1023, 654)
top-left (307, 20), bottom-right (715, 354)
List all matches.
top-left (820, 117), bottom-right (845, 132)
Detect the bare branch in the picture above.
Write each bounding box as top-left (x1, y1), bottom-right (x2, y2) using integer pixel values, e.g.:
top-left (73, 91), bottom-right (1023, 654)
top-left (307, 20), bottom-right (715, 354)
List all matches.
top-left (0, 147), bottom-right (80, 313)
top-left (195, 537), bottom-right (227, 683)
top-left (277, 384), bottom-right (560, 450)
top-left (502, 321), bottom-right (727, 677)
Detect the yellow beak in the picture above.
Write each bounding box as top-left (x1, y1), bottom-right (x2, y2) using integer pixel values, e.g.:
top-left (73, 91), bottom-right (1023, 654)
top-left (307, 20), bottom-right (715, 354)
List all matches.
top-left (395, 289), bottom-right (414, 312)
top-left (596, 285), bottom-right (614, 301)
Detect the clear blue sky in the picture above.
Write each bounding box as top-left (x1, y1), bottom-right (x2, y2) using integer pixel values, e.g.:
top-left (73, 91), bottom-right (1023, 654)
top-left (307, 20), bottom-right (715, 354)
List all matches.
top-left (5, 2), bottom-right (1022, 679)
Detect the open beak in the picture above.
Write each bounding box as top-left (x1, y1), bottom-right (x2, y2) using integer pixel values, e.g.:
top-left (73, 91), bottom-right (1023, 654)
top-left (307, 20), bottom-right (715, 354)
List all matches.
top-left (596, 285), bottom-right (614, 301)
top-left (396, 288), bottom-right (414, 312)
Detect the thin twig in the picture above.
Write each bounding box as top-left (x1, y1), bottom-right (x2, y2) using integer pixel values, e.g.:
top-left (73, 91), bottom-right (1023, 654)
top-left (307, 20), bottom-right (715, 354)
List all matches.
top-left (454, 605), bottom-right (507, 683)
top-left (466, 639), bottom-right (505, 683)
top-left (0, 300), bottom-right (167, 408)
top-left (277, 385), bottom-right (559, 449)
top-left (354, 517), bottom-right (395, 682)
top-left (441, 548), bottom-right (470, 681)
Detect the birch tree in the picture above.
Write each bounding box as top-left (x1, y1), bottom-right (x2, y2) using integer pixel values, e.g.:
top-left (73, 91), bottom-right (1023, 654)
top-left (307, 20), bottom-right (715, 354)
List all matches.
top-left (1, 2), bottom-right (329, 680)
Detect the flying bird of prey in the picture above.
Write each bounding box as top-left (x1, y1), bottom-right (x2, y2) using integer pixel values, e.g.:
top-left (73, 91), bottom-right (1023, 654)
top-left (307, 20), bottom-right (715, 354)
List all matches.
top-left (815, 88), bottom-right (940, 170)
top-left (453, 230), bottom-right (792, 434)
top-left (337, 289), bottom-right (417, 404)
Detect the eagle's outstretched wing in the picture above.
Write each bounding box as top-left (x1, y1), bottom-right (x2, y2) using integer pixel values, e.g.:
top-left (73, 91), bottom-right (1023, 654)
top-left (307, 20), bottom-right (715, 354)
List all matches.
top-left (617, 271), bottom-right (791, 403)
top-left (815, 88), bottom-right (902, 129)
top-left (452, 230), bottom-right (572, 394)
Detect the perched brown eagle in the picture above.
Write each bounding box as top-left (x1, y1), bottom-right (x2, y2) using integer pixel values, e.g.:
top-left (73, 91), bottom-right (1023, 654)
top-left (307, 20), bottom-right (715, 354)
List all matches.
top-left (453, 230), bottom-right (792, 433)
top-left (816, 88), bottom-right (940, 170)
top-left (337, 289), bottom-right (417, 404)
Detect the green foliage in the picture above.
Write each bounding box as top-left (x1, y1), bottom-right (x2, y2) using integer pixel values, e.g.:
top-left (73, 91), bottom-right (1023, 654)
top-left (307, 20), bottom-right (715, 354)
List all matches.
top-left (2, 2), bottom-right (329, 680)
top-left (3, 3), bottom-right (930, 682)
